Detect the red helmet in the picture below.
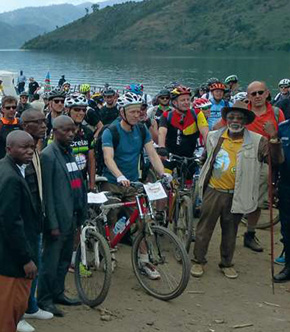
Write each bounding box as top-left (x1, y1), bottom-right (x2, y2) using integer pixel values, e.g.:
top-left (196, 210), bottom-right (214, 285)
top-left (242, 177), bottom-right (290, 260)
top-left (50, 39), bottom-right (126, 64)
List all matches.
top-left (210, 83), bottom-right (226, 91)
top-left (193, 98), bottom-right (212, 109)
top-left (170, 85), bottom-right (191, 99)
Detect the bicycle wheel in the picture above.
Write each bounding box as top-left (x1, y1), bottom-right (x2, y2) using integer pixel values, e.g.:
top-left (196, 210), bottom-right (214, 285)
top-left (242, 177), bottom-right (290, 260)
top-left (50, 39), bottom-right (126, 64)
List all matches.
top-left (131, 225), bottom-right (190, 301)
top-left (175, 195), bottom-right (193, 252)
top-left (241, 208), bottom-right (280, 229)
top-left (74, 230), bottom-right (112, 307)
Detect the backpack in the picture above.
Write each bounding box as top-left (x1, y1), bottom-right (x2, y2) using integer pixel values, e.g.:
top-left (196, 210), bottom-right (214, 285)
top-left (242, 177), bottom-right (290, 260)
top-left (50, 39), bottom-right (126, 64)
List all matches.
top-left (96, 121), bottom-right (147, 175)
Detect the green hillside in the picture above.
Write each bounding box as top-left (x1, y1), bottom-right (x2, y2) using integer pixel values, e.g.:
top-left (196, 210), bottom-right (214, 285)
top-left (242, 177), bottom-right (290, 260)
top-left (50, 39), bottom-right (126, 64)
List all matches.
top-left (22, 0), bottom-right (290, 52)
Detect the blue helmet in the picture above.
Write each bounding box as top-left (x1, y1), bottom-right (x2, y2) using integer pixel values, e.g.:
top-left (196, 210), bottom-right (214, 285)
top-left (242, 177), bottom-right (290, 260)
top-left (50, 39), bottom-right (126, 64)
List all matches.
top-left (125, 83), bottom-right (144, 96)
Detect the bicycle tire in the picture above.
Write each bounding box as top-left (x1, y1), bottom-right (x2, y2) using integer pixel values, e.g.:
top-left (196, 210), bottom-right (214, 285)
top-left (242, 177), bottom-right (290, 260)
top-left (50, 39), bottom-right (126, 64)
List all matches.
top-left (241, 210), bottom-right (280, 229)
top-left (131, 225), bottom-right (190, 301)
top-left (74, 230), bottom-right (112, 307)
top-left (175, 195), bottom-right (193, 252)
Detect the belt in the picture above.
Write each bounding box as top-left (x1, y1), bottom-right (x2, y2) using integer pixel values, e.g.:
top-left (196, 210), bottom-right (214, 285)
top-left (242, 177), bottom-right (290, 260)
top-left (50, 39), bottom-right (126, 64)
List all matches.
top-left (208, 184), bottom-right (234, 194)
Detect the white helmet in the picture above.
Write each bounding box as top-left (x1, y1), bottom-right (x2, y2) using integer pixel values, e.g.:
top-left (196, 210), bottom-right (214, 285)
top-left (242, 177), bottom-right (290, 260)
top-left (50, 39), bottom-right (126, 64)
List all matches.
top-left (65, 93), bottom-right (88, 108)
top-left (232, 92), bottom-right (248, 103)
top-left (117, 92), bottom-right (143, 108)
top-left (278, 78), bottom-right (290, 87)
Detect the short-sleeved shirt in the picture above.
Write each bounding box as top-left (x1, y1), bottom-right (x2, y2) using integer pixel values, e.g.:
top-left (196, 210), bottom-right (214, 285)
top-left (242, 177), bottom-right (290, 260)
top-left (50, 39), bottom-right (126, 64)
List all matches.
top-left (100, 105), bottom-right (119, 126)
top-left (102, 121), bottom-right (151, 183)
top-left (208, 99), bottom-right (233, 130)
top-left (71, 125), bottom-right (94, 179)
top-left (209, 130), bottom-right (244, 190)
top-left (159, 108), bottom-right (208, 157)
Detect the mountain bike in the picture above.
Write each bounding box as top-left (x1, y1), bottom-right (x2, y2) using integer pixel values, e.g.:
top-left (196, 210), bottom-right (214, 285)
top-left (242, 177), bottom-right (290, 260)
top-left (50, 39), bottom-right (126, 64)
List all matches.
top-left (75, 179), bottom-right (191, 304)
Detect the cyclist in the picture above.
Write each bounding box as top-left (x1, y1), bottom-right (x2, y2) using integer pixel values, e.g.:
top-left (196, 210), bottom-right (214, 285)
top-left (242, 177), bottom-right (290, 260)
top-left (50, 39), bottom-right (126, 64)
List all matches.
top-left (193, 98), bottom-right (212, 147)
top-left (273, 78), bottom-right (290, 104)
top-left (16, 91), bottom-right (31, 117)
top-left (201, 77), bottom-right (220, 100)
top-left (101, 92), bottom-right (167, 279)
top-left (65, 93), bottom-right (96, 192)
top-left (207, 82), bottom-right (232, 130)
top-left (79, 83), bottom-right (91, 100)
top-left (99, 88), bottom-right (119, 125)
top-left (140, 97), bottom-right (158, 143)
top-left (90, 92), bottom-right (104, 110)
top-left (125, 83), bottom-right (153, 107)
top-left (61, 81), bottom-right (71, 94)
top-left (225, 74), bottom-right (239, 96)
top-left (147, 89), bottom-right (171, 127)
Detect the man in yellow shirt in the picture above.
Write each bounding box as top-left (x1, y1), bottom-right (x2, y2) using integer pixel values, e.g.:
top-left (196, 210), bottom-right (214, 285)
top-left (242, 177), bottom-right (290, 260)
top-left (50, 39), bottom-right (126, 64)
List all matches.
top-left (191, 101), bottom-right (283, 279)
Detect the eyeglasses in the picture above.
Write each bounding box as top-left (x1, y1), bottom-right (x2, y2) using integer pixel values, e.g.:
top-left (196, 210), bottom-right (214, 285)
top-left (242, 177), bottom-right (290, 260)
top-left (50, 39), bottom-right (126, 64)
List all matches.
top-left (226, 115), bottom-right (245, 121)
top-left (72, 108), bottom-right (86, 113)
top-left (24, 119), bottom-right (47, 125)
top-left (250, 90), bottom-right (265, 97)
top-left (53, 99), bottom-right (65, 104)
top-left (4, 105), bottom-right (17, 110)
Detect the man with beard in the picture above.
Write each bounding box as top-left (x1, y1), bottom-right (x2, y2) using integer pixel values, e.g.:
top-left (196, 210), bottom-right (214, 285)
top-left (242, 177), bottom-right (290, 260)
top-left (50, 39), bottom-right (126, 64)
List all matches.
top-left (191, 101), bottom-right (283, 279)
top-left (99, 88), bottom-right (119, 125)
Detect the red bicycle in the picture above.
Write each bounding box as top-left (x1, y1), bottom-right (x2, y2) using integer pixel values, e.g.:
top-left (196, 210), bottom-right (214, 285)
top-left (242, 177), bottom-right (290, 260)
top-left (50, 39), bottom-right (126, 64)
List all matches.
top-left (74, 180), bottom-right (191, 307)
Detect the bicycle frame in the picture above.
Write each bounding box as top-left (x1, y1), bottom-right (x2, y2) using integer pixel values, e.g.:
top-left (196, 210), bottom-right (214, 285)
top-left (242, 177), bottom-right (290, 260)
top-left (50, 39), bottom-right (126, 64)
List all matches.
top-left (100, 193), bottom-right (155, 249)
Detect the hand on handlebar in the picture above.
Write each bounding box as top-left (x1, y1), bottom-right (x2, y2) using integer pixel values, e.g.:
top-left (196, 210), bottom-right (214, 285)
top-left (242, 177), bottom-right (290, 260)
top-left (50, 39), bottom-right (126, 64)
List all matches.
top-left (161, 173), bottom-right (173, 189)
top-left (117, 175), bottom-right (131, 187)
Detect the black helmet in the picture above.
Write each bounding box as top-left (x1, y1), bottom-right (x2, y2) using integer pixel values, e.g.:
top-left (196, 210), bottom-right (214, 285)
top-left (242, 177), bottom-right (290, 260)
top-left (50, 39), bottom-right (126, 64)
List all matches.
top-left (48, 88), bottom-right (67, 101)
top-left (20, 91), bottom-right (29, 97)
top-left (157, 89), bottom-right (171, 98)
top-left (103, 88), bottom-right (116, 97)
top-left (206, 77), bottom-right (220, 86)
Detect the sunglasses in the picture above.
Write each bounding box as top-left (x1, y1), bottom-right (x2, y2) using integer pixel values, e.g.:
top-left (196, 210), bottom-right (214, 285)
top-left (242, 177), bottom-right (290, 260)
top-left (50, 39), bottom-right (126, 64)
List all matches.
top-left (160, 96), bottom-right (170, 100)
top-left (200, 106), bottom-right (211, 111)
top-left (53, 99), bottom-right (65, 104)
top-left (24, 119), bottom-right (47, 125)
top-left (72, 108), bottom-right (86, 113)
top-left (280, 85), bottom-right (289, 89)
top-left (4, 105), bottom-right (17, 110)
top-left (250, 90), bottom-right (265, 97)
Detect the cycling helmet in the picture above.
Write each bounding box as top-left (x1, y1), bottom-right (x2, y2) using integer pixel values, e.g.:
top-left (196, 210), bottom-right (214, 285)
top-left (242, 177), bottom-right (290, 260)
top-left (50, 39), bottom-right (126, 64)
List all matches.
top-left (225, 75), bottom-right (239, 84)
top-left (79, 84), bottom-right (91, 94)
top-left (170, 85), bottom-right (191, 99)
top-left (156, 89), bottom-right (171, 98)
top-left (278, 78), bottom-right (290, 87)
top-left (125, 83), bottom-right (144, 96)
top-left (232, 92), bottom-right (248, 103)
top-left (210, 82), bottom-right (226, 91)
top-left (48, 88), bottom-right (67, 101)
top-left (206, 77), bottom-right (220, 86)
top-left (91, 92), bottom-right (104, 102)
top-left (199, 83), bottom-right (208, 91)
top-left (62, 81), bottom-right (71, 87)
top-left (164, 81), bottom-right (181, 92)
top-left (65, 93), bottom-right (88, 108)
top-left (193, 98), bottom-right (212, 109)
top-left (103, 88), bottom-right (116, 97)
top-left (117, 92), bottom-right (143, 108)
top-left (20, 91), bottom-right (29, 97)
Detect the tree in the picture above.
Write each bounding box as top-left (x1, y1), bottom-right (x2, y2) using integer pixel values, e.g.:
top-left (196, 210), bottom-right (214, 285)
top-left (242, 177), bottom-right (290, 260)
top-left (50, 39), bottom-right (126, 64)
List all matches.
top-left (85, 7), bottom-right (89, 15)
top-left (92, 4), bottom-right (100, 12)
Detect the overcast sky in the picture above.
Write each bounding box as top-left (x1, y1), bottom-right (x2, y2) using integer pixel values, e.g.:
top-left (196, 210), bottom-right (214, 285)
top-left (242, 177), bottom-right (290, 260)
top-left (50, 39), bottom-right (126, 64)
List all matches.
top-left (0, 1), bottom-right (101, 13)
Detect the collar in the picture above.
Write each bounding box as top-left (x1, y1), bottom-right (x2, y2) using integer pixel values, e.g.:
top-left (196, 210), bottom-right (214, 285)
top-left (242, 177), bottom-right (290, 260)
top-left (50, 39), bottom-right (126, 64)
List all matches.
top-left (55, 141), bottom-right (72, 154)
top-left (1, 117), bottom-right (18, 125)
top-left (221, 129), bottom-right (244, 142)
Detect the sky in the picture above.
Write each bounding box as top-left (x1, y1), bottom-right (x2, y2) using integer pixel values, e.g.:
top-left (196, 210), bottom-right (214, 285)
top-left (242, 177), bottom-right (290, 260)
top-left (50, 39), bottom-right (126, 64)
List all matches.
top-left (0, 0), bottom-right (101, 13)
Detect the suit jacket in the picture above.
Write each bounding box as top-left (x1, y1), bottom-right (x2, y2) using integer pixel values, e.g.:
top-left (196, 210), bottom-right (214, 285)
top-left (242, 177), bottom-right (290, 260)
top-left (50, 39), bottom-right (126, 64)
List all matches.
top-left (40, 142), bottom-right (87, 234)
top-left (0, 155), bottom-right (39, 278)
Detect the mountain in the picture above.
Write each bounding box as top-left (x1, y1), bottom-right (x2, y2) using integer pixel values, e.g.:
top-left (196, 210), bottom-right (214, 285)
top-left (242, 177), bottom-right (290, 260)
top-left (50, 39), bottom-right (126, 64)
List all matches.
top-left (0, 3), bottom-right (93, 48)
top-left (22, 0), bottom-right (290, 52)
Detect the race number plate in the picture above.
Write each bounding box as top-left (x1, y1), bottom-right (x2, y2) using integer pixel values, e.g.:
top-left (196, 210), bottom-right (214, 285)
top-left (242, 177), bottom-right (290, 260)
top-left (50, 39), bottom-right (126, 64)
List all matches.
top-left (144, 182), bottom-right (167, 201)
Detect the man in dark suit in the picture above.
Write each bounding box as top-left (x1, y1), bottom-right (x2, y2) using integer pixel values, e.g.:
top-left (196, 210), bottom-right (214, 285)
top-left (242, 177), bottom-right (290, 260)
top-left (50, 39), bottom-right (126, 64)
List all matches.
top-left (38, 115), bottom-right (87, 317)
top-left (0, 130), bottom-right (38, 332)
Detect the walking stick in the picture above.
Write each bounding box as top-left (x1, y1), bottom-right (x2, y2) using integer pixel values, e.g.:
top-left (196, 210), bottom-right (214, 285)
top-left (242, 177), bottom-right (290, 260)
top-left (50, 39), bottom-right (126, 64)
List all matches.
top-left (268, 144), bottom-right (275, 294)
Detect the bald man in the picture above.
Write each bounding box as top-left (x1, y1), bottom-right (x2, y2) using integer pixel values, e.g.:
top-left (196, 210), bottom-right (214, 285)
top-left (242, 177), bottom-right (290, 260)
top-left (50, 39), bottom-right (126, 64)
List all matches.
top-left (37, 115), bottom-right (87, 317)
top-left (0, 131), bottom-right (38, 332)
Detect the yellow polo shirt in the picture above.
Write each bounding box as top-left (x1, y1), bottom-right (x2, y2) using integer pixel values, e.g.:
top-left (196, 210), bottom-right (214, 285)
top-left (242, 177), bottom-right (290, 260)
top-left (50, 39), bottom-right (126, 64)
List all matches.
top-left (209, 130), bottom-right (244, 190)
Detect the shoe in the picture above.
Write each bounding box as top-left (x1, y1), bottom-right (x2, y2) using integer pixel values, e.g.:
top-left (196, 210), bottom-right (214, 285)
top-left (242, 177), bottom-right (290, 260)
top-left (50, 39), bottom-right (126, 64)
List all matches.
top-left (244, 232), bottom-right (263, 252)
top-left (24, 308), bottom-right (53, 320)
top-left (273, 266), bottom-right (290, 283)
top-left (79, 263), bottom-right (93, 278)
top-left (274, 256), bottom-right (286, 265)
top-left (191, 264), bottom-right (204, 277)
top-left (54, 294), bottom-right (82, 306)
top-left (221, 267), bottom-right (238, 279)
top-left (38, 304), bottom-right (64, 317)
top-left (139, 263), bottom-right (161, 280)
top-left (17, 320), bottom-right (35, 332)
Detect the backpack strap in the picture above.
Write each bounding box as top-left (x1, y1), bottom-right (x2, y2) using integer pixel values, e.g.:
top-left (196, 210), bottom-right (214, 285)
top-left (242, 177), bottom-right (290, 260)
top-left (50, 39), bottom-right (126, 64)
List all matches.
top-left (108, 123), bottom-right (120, 150)
top-left (137, 122), bottom-right (147, 149)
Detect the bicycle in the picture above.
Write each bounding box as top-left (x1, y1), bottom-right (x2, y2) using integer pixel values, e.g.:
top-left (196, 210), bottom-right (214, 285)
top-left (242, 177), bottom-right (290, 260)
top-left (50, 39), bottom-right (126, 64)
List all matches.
top-left (164, 153), bottom-right (201, 253)
top-left (75, 179), bottom-right (191, 304)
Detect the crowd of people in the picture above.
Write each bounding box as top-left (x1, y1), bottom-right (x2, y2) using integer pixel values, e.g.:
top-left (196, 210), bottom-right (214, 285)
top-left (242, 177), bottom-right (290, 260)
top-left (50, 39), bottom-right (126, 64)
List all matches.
top-left (0, 73), bottom-right (290, 332)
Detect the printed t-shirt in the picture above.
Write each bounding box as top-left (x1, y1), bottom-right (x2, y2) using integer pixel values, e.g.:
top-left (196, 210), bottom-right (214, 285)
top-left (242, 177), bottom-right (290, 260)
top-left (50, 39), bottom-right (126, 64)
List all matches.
top-left (209, 130), bottom-right (243, 190)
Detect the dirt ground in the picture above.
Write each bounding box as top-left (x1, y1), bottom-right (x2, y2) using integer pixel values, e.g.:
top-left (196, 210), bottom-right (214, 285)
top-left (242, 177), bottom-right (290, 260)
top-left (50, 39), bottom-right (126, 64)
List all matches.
top-left (30, 223), bottom-right (290, 332)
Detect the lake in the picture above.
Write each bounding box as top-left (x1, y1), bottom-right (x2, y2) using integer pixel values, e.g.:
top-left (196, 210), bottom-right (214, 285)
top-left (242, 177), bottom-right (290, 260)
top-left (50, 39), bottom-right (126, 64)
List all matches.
top-left (1, 49), bottom-right (289, 95)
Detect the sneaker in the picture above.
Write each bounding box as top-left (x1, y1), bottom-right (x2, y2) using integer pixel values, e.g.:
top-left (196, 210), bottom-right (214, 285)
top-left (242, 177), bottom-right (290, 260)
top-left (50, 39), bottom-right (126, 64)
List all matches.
top-left (17, 320), bottom-right (35, 332)
top-left (274, 256), bottom-right (286, 265)
top-left (221, 267), bottom-right (238, 279)
top-left (244, 232), bottom-right (263, 252)
top-left (79, 263), bottom-right (92, 278)
top-left (191, 264), bottom-right (204, 277)
top-left (24, 308), bottom-right (53, 320)
top-left (140, 263), bottom-right (161, 280)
